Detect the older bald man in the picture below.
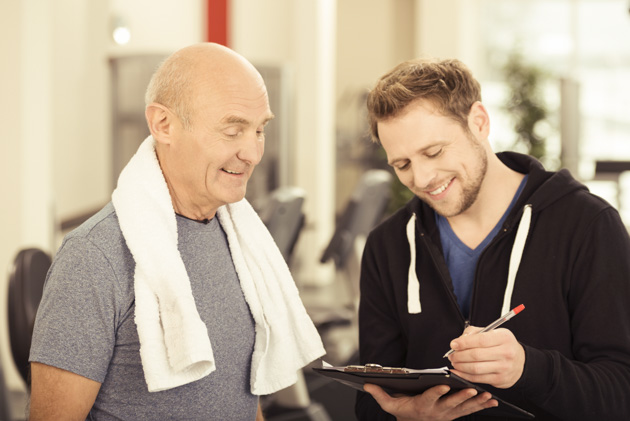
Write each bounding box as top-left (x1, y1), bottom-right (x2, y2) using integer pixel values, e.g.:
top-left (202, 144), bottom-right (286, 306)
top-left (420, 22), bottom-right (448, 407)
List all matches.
top-left (28, 43), bottom-right (323, 421)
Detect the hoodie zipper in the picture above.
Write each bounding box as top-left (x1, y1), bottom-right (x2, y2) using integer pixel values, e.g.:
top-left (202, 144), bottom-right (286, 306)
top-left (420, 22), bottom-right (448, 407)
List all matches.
top-left (468, 220), bottom-right (519, 324)
top-left (468, 227), bottom-right (510, 322)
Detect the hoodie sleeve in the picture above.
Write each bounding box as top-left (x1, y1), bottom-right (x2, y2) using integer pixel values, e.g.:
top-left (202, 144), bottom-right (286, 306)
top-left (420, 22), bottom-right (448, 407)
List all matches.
top-left (513, 206), bottom-right (630, 420)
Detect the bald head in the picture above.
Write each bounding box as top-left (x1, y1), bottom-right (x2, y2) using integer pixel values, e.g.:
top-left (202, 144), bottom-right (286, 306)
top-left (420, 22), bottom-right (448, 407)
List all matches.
top-left (145, 43), bottom-right (265, 130)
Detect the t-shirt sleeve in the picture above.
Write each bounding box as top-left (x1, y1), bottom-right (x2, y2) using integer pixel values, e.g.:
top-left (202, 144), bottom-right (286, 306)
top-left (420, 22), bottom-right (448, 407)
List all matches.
top-left (29, 237), bottom-right (123, 383)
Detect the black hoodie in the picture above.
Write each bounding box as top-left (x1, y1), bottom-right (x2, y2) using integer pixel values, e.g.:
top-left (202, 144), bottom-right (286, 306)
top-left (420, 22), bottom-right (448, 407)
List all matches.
top-left (356, 152), bottom-right (630, 420)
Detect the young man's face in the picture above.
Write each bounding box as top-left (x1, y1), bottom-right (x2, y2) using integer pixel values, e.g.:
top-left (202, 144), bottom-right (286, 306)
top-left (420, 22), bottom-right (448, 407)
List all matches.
top-left (377, 100), bottom-right (488, 218)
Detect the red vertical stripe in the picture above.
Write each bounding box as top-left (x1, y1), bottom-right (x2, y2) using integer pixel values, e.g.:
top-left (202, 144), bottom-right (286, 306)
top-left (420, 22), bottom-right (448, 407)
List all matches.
top-left (207, 0), bottom-right (228, 46)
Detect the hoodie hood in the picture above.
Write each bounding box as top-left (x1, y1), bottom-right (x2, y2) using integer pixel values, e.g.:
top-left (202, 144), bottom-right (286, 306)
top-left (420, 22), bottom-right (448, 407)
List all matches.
top-left (498, 152), bottom-right (588, 221)
top-left (402, 152), bottom-right (589, 315)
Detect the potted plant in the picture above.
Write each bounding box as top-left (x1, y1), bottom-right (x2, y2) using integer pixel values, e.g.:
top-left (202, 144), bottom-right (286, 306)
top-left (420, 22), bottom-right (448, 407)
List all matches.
top-left (502, 51), bottom-right (551, 163)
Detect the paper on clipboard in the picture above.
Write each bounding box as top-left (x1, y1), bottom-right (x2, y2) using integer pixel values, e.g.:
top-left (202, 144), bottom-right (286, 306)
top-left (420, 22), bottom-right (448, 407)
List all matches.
top-left (315, 362), bottom-right (460, 394)
top-left (321, 360), bottom-right (449, 374)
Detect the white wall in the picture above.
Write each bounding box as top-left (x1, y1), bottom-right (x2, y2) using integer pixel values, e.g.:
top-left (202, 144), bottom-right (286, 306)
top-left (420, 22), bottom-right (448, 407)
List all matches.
top-left (415, 0), bottom-right (482, 74)
top-left (337, 0), bottom-right (415, 97)
top-left (0, 0), bottom-right (26, 395)
top-left (52, 0), bottom-right (110, 222)
top-left (1, 0), bottom-right (56, 394)
top-left (109, 0), bottom-right (205, 55)
top-left (334, 0), bottom-right (416, 207)
top-left (231, 0), bottom-right (338, 285)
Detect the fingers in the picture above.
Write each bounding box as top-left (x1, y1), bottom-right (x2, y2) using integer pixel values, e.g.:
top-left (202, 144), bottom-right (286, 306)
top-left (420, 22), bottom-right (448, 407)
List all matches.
top-left (451, 327), bottom-right (506, 352)
top-left (417, 384), bottom-right (452, 402)
top-left (462, 325), bottom-right (483, 336)
top-left (450, 356), bottom-right (524, 388)
top-left (436, 389), bottom-right (499, 419)
top-left (363, 383), bottom-right (499, 420)
top-left (363, 383), bottom-right (450, 418)
top-left (363, 384), bottom-right (451, 411)
top-left (451, 392), bottom-right (499, 416)
top-left (447, 329), bottom-right (525, 388)
top-left (441, 390), bottom-right (498, 417)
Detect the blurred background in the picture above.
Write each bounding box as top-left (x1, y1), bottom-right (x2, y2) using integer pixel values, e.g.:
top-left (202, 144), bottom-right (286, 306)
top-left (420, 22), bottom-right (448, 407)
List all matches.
top-left (2, 0), bottom-right (630, 419)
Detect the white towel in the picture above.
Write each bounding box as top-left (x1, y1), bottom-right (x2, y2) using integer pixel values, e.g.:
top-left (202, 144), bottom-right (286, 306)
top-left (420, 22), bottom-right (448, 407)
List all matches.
top-left (112, 136), bottom-right (325, 394)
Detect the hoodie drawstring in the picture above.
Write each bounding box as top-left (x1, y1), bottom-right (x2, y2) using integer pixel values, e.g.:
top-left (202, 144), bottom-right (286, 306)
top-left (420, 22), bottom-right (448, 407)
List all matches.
top-left (405, 205), bottom-right (533, 316)
top-left (406, 214), bottom-right (421, 314)
top-left (501, 204), bottom-right (532, 314)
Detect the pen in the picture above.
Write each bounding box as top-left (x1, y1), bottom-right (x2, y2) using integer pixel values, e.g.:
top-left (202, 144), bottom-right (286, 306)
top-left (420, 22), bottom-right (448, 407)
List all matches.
top-left (443, 304), bottom-right (525, 358)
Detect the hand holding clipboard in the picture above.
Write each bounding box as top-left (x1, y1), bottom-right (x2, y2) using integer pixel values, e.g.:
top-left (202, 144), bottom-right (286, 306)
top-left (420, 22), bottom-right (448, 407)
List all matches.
top-left (313, 362), bottom-right (534, 419)
top-left (313, 305), bottom-right (531, 418)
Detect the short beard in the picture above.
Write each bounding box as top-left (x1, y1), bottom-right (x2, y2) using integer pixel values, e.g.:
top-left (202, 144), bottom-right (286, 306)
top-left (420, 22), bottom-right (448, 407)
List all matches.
top-left (429, 135), bottom-right (488, 218)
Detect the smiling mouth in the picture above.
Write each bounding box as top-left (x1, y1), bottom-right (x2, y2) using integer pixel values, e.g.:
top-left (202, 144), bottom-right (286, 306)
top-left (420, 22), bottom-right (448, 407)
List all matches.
top-left (222, 168), bottom-right (243, 175)
top-left (428, 179), bottom-right (452, 196)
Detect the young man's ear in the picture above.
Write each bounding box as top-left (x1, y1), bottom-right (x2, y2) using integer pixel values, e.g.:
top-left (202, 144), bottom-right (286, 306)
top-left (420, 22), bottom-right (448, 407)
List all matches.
top-left (467, 101), bottom-right (490, 139)
top-left (145, 103), bottom-right (174, 145)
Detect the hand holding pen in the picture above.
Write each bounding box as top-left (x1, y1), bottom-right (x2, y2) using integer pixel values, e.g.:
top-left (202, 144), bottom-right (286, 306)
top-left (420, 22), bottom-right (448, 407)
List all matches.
top-left (443, 304), bottom-right (525, 358)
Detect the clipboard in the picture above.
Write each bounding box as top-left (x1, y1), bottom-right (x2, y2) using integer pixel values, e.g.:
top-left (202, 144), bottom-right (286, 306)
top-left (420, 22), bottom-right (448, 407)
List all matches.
top-left (313, 363), bottom-right (534, 419)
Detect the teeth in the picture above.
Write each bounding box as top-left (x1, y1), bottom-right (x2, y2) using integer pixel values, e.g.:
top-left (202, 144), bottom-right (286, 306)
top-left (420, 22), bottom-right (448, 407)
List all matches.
top-left (429, 180), bottom-right (450, 196)
top-left (224, 169), bottom-right (240, 174)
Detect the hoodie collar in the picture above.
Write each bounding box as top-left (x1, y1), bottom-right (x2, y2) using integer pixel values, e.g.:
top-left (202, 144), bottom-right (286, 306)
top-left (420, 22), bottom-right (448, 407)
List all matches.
top-left (402, 152), bottom-right (579, 316)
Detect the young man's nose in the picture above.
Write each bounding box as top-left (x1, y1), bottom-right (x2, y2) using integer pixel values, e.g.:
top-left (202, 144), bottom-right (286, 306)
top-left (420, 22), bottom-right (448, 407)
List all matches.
top-left (412, 164), bottom-right (437, 191)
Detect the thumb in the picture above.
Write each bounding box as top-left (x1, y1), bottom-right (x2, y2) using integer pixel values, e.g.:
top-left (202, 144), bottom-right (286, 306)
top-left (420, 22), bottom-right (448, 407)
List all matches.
top-left (363, 384), bottom-right (399, 413)
top-left (363, 384), bottom-right (392, 404)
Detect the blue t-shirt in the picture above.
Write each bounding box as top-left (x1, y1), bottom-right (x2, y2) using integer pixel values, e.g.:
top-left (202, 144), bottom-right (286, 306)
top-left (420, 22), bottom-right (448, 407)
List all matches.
top-left (437, 176), bottom-right (528, 318)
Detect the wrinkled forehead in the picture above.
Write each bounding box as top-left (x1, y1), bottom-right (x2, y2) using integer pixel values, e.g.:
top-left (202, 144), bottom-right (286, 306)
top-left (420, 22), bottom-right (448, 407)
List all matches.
top-left (192, 72), bottom-right (273, 124)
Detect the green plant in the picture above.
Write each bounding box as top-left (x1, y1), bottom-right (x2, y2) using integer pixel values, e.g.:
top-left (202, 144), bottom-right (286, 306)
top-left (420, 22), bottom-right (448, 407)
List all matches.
top-left (502, 51), bottom-right (549, 160)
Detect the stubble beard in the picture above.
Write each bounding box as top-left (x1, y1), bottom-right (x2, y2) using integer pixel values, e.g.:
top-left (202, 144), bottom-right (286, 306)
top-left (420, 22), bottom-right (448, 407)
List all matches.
top-left (426, 140), bottom-right (488, 218)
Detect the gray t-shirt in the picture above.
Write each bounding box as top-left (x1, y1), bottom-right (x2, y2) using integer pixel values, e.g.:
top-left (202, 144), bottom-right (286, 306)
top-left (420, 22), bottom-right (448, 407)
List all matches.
top-left (30, 202), bottom-right (258, 420)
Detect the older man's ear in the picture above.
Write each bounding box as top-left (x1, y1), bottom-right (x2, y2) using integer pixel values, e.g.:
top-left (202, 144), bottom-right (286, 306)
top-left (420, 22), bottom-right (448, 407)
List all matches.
top-left (145, 103), bottom-right (174, 145)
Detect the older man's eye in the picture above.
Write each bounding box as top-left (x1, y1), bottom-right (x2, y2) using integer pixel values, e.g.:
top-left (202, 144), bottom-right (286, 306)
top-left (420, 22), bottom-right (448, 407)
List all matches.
top-left (427, 148), bottom-right (443, 158)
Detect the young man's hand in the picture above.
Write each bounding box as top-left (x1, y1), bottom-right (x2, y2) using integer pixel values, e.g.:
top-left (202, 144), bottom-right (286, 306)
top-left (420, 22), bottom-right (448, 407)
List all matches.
top-left (363, 383), bottom-right (497, 421)
top-left (447, 326), bottom-right (525, 389)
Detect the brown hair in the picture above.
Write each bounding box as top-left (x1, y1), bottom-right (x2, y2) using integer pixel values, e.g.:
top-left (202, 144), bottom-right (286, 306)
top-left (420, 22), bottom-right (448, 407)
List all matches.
top-left (366, 58), bottom-right (481, 143)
